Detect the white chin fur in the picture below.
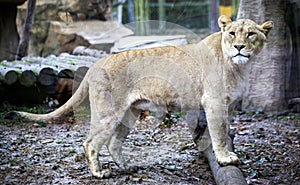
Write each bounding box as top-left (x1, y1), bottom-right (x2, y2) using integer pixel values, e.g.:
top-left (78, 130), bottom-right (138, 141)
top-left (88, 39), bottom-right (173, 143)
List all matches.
top-left (232, 56), bottom-right (249, 64)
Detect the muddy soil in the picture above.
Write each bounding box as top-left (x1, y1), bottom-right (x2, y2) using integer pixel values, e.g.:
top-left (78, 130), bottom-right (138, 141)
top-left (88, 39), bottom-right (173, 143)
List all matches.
top-left (0, 113), bottom-right (299, 185)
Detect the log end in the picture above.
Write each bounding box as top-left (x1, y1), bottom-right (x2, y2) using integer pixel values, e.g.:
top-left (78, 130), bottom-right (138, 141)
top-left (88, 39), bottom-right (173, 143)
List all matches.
top-left (216, 166), bottom-right (247, 185)
top-left (20, 70), bottom-right (37, 87)
top-left (4, 70), bottom-right (18, 85)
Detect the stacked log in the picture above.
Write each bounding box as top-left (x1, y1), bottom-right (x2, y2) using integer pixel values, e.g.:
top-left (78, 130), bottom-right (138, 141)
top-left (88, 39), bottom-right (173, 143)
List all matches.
top-left (0, 51), bottom-right (107, 104)
top-left (0, 53), bottom-right (101, 87)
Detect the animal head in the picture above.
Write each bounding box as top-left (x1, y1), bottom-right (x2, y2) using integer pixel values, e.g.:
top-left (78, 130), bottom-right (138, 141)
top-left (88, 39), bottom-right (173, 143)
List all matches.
top-left (218, 15), bottom-right (274, 64)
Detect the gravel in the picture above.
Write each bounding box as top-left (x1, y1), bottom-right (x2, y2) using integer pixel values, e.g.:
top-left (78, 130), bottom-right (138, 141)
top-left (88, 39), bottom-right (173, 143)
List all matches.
top-left (0, 112), bottom-right (299, 184)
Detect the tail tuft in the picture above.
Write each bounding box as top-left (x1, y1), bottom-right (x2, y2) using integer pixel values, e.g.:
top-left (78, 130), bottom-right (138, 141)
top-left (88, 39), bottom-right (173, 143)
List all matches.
top-left (3, 111), bottom-right (22, 120)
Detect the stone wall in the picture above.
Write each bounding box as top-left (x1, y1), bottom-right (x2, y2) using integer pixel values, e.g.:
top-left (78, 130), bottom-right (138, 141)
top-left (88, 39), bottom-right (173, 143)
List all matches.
top-left (17, 0), bottom-right (118, 57)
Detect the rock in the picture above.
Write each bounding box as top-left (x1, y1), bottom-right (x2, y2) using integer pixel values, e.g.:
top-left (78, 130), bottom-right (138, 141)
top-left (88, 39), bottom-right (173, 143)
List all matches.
top-left (41, 139), bottom-right (54, 144)
top-left (44, 21), bottom-right (133, 56)
top-left (43, 21), bottom-right (89, 56)
top-left (17, 0), bottom-right (116, 56)
top-left (111, 35), bottom-right (188, 53)
top-left (72, 46), bottom-right (107, 58)
top-left (58, 0), bottom-right (113, 21)
top-left (17, 0), bottom-right (61, 56)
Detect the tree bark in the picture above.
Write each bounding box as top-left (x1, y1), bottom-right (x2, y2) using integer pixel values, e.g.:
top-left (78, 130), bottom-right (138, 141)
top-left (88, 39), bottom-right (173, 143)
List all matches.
top-left (127, 0), bottom-right (135, 22)
top-left (210, 0), bottom-right (219, 33)
top-left (0, 3), bottom-right (20, 61)
top-left (237, 0), bottom-right (288, 113)
top-left (16, 0), bottom-right (36, 60)
top-left (203, 140), bottom-right (247, 185)
top-left (191, 111), bottom-right (247, 185)
top-left (286, 0), bottom-right (300, 112)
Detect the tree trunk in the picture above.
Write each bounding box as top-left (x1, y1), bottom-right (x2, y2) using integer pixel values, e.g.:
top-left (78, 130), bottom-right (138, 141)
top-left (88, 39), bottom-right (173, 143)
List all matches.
top-left (133, 0), bottom-right (150, 35)
top-left (117, 0), bottom-right (123, 25)
top-left (237, 0), bottom-right (288, 113)
top-left (286, 0), bottom-right (300, 112)
top-left (127, 0), bottom-right (135, 22)
top-left (203, 141), bottom-right (247, 185)
top-left (0, 3), bottom-right (21, 61)
top-left (16, 0), bottom-right (36, 60)
top-left (210, 0), bottom-right (219, 33)
top-left (158, 0), bottom-right (165, 21)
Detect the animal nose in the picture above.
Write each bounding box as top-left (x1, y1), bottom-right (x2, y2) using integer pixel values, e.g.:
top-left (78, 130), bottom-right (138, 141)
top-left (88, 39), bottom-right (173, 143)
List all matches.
top-left (234, 45), bottom-right (245, 51)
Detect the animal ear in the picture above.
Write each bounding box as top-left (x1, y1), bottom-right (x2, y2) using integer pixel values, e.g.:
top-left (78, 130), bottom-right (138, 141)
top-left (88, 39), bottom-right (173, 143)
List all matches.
top-left (218, 15), bottom-right (232, 32)
top-left (260, 21), bottom-right (274, 37)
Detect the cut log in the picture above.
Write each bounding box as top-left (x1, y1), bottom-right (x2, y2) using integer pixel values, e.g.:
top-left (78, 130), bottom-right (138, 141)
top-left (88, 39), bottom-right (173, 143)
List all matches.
top-left (72, 46), bottom-right (107, 58)
top-left (0, 52), bottom-right (106, 105)
top-left (20, 70), bottom-right (37, 87)
top-left (192, 110), bottom-right (247, 185)
top-left (55, 69), bottom-right (75, 103)
top-left (75, 66), bottom-right (89, 78)
top-left (0, 52), bottom-right (100, 88)
top-left (74, 66), bottom-right (89, 83)
top-left (38, 67), bottom-right (56, 86)
top-left (0, 67), bottom-right (19, 85)
top-left (57, 69), bottom-right (74, 79)
top-left (202, 141), bottom-right (247, 185)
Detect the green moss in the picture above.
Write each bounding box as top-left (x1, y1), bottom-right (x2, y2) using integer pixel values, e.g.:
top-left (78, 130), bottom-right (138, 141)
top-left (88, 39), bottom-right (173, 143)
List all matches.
top-left (22, 59), bottom-right (35, 64)
top-left (67, 60), bottom-right (76, 65)
top-left (0, 62), bottom-right (7, 67)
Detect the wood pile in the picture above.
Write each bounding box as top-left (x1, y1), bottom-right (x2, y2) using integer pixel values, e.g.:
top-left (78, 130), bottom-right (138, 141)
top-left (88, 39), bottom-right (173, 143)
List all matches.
top-left (0, 53), bottom-right (100, 87)
top-left (0, 50), bottom-right (107, 105)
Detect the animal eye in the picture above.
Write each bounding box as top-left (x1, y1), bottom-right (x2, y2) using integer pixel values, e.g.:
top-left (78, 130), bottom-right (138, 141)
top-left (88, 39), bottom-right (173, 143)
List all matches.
top-left (229, 32), bottom-right (235, 37)
top-left (247, 32), bottom-right (256, 37)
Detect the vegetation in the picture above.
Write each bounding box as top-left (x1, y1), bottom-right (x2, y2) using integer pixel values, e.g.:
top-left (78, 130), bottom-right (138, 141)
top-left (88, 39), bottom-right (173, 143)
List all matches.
top-left (0, 101), bottom-right (46, 119)
top-left (121, 1), bottom-right (210, 31)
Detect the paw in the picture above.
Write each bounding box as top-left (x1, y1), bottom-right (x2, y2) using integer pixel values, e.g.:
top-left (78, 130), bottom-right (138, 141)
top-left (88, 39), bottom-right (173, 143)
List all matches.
top-left (92, 169), bottom-right (112, 178)
top-left (216, 151), bottom-right (241, 166)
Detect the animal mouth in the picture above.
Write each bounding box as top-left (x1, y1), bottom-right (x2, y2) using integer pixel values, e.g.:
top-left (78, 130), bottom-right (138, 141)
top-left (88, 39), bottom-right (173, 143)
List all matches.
top-left (233, 53), bottom-right (250, 58)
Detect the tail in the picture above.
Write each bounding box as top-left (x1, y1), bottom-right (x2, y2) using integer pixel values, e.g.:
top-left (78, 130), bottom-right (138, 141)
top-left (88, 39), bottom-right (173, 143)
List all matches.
top-left (5, 77), bottom-right (89, 122)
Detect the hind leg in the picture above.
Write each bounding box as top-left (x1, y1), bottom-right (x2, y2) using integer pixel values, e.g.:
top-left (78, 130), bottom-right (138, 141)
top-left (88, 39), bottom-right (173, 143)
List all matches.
top-left (84, 127), bottom-right (114, 178)
top-left (106, 123), bottom-right (130, 170)
top-left (83, 107), bottom-right (119, 178)
top-left (84, 74), bottom-right (119, 178)
top-left (106, 108), bottom-right (140, 171)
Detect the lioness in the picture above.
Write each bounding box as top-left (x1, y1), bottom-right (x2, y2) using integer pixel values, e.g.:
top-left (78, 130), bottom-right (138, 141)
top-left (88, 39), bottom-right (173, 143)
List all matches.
top-left (6, 15), bottom-right (273, 178)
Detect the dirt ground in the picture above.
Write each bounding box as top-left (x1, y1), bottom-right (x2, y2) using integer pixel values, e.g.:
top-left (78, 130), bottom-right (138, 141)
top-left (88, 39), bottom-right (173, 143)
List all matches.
top-left (0, 111), bottom-right (299, 185)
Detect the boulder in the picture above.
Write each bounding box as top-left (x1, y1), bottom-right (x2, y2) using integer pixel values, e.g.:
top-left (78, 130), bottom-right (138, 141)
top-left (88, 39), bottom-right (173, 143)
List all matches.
top-left (17, 0), bottom-right (115, 56)
top-left (111, 35), bottom-right (188, 53)
top-left (58, 0), bottom-right (113, 21)
top-left (43, 20), bottom-right (133, 56)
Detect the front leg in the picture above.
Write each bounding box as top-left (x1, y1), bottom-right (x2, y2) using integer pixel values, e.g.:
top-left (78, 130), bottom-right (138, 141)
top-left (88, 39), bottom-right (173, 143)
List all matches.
top-left (204, 103), bottom-right (240, 166)
top-left (186, 110), bottom-right (211, 151)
